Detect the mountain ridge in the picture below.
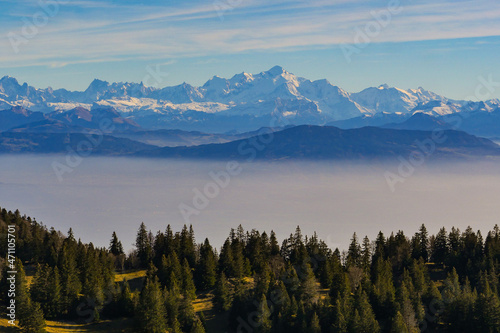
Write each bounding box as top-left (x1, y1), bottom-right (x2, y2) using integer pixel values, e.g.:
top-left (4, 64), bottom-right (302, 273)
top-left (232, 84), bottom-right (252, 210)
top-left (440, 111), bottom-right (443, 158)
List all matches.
top-left (2, 67), bottom-right (499, 132)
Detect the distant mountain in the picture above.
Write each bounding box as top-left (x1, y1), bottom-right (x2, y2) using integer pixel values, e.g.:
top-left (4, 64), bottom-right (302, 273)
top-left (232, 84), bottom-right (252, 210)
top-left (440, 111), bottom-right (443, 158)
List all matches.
top-left (7, 119), bottom-right (86, 133)
top-left (382, 113), bottom-right (453, 131)
top-left (140, 125), bottom-right (500, 160)
top-left (0, 105), bottom-right (141, 133)
top-left (0, 132), bottom-right (155, 154)
top-left (112, 126), bottom-right (287, 147)
top-left (1, 68), bottom-right (498, 132)
top-left (50, 106), bottom-right (141, 132)
top-left (0, 106), bottom-right (47, 131)
top-left (441, 107), bottom-right (500, 138)
top-left (327, 112), bottom-right (410, 129)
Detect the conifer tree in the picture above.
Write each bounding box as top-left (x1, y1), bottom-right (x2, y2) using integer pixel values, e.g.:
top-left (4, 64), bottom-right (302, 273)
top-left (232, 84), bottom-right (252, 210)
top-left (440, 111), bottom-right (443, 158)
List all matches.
top-left (16, 259), bottom-right (47, 332)
top-left (255, 294), bottom-right (272, 333)
top-left (333, 298), bottom-right (349, 333)
top-left (109, 231), bottom-right (124, 255)
top-left (346, 233), bottom-right (361, 267)
top-left (196, 238), bottom-right (217, 290)
top-left (137, 276), bottom-right (168, 333)
top-left (118, 280), bottom-right (135, 317)
top-left (361, 236), bottom-right (371, 273)
top-left (297, 261), bottom-right (317, 304)
top-left (46, 266), bottom-right (63, 318)
top-left (310, 312), bottom-right (321, 333)
top-left (190, 318), bottom-right (206, 333)
top-left (181, 258), bottom-right (196, 300)
top-left (475, 279), bottom-right (500, 332)
top-left (270, 230), bottom-right (280, 256)
top-left (391, 311), bottom-right (409, 333)
top-left (213, 272), bottom-right (232, 311)
top-left (136, 222), bottom-right (152, 267)
top-left (354, 289), bottom-right (381, 333)
top-left (58, 243), bottom-right (81, 313)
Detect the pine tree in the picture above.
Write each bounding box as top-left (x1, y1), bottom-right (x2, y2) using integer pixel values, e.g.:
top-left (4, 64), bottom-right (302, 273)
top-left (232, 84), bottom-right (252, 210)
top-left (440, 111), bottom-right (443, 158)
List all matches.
top-left (353, 289), bottom-right (381, 333)
top-left (137, 276), bottom-right (168, 333)
top-left (390, 311), bottom-right (409, 333)
top-left (372, 257), bottom-right (396, 320)
top-left (475, 279), bottom-right (500, 332)
top-left (213, 272), bottom-right (232, 311)
top-left (297, 261), bottom-right (317, 304)
top-left (270, 280), bottom-right (290, 314)
top-left (310, 312), bottom-right (321, 333)
top-left (30, 264), bottom-right (49, 308)
top-left (254, 263), bottom-right (271, 297)
top-left (181, 258), bottom-right (196, 300)
top-left (136, 222), bottom-right (152, 267)
top-left (46, 266), bottom-right (63, 318)
top-left (333, 298), bottom-right (349, 333)
top-left (196, 238), bottom-right (217, 290)
top-left (16, 259), bottom-right (47, 332)
top-left (346, 233), bottom-right (361, 267)
top-left (361, 236), bottom-right (371, 273)
top-left (178, 295), bottom-right (197, 331)
top-left (118, 280), bottom-right (135, 317)
top-left (109, 231), bottom-right (124, 255)
top-left (255, 294), bottom-right (272, 333)
top-left (270, 230), bottom-right (280, 256)
top-left (190, 318), bottom-right (206, 333)
top-left (58, 243), bottom-right (81, 313)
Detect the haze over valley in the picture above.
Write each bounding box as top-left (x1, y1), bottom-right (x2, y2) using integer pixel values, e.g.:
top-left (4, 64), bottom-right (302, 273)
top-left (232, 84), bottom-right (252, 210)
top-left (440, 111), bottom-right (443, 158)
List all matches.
top-left (2, 155), bottom-right (499, 254)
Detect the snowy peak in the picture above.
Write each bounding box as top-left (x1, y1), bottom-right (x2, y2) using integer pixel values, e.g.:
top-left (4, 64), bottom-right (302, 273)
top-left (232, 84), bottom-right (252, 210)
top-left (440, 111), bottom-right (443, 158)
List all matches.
top-left (0, 68), bottom-right (498, 133)
top-left (266, 65), bottom-right (286, 76)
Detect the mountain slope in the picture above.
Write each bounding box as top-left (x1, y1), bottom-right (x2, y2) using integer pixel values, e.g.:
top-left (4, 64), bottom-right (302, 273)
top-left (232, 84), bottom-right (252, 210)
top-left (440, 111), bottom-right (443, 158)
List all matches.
top-left (140, 125), bottom-right (500, 160)
top-left (1, 68), bottom-right (498, 133)
top-left (382, 113), bottom-right (453, 131)
top-left (0, 132), bottom-right (155, 154)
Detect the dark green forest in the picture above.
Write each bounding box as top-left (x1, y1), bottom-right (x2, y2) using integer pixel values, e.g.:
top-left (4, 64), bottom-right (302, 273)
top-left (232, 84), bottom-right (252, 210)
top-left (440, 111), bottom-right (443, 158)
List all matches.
top-left (1, 206), bottom-right (500, 332)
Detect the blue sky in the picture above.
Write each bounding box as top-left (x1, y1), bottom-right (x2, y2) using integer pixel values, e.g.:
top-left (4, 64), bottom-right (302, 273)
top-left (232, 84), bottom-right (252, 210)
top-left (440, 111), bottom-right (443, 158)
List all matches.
top-left (1, 0), bottom-right (500, 100)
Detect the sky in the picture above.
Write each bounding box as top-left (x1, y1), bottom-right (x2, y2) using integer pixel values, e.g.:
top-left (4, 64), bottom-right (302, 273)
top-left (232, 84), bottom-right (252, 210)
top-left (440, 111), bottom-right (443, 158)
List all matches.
top-left (1, 0), bottom-right (500, 100)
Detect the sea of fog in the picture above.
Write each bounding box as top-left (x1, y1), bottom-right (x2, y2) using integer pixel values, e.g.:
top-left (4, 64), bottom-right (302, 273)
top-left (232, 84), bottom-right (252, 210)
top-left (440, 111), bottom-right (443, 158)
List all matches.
top-left (1, 155), bottom-right (500, 253)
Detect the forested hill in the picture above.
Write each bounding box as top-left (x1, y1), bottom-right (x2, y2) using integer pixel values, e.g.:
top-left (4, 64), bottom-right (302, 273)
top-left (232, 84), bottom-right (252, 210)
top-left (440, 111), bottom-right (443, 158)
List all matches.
top-left (1, 206), bottom-right (500, 332)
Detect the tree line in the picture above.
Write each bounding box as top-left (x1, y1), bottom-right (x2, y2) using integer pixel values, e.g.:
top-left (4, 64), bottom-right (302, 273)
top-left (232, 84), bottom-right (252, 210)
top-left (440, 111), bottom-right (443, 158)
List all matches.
top-left (1, 206), bottom-right (500, 332)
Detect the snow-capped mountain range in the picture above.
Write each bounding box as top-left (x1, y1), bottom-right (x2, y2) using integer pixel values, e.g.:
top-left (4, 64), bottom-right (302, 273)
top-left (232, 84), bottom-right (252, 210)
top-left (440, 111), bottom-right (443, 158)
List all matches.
top-left (1, 66), bottom-right (499, 132)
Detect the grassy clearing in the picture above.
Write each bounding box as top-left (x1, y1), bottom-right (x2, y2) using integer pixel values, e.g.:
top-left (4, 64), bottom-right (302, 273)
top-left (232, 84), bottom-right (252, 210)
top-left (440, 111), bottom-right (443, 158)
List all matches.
top-left (114, 269), bottom-right (147, 292)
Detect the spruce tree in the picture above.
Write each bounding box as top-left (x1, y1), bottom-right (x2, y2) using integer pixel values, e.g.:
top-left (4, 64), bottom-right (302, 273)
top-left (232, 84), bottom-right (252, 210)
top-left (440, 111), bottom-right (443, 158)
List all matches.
top-left (16, 259), bottom-right (47, 332)
top-left (390, 311), bottom-right (409, 333)
top-left (346, 233), bottom-right (361, 268)
top-left (181, 258), bottom-right (197, 300)
top-left (136, 222), bottom-right (152, 267)
top-left (213, 272), bottom-right (232, 311)
top-left (109, 231), bottom-right (124, 255)
top-left (310, 312), bottom-right (321, 333)
top-left (58, 243), bottom-right (81, 313)
top-left (255, 294), bottom-right (272, 333)
top-left (137, 276), bottom-right (168, 333)
top-left (196, 238), bottom-right (217, 290)
top-left (46, 266), bottom-right (63, 318)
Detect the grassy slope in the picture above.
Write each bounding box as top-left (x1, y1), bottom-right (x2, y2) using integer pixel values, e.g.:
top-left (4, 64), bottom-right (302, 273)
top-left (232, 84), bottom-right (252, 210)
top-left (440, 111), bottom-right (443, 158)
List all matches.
top-left (0, 269), bottom-right (223, 333)
top-left (1, 264), bottom-right (448, 332)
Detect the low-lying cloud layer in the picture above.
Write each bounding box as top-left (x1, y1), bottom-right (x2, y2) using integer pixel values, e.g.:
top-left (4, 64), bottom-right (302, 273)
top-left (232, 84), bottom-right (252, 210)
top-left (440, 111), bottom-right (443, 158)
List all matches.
top-left (1, 155), bottom-right (499, 251)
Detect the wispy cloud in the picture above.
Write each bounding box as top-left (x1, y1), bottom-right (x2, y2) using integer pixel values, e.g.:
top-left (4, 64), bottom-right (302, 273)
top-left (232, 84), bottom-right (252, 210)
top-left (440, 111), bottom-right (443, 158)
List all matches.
top-left (1, 0), bottom-right (499, 67)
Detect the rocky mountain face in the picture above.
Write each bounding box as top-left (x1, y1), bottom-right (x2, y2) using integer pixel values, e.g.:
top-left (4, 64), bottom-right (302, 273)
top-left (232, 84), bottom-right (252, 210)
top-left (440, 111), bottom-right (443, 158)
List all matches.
top-left (1, 67), bottom-right (498, 133)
